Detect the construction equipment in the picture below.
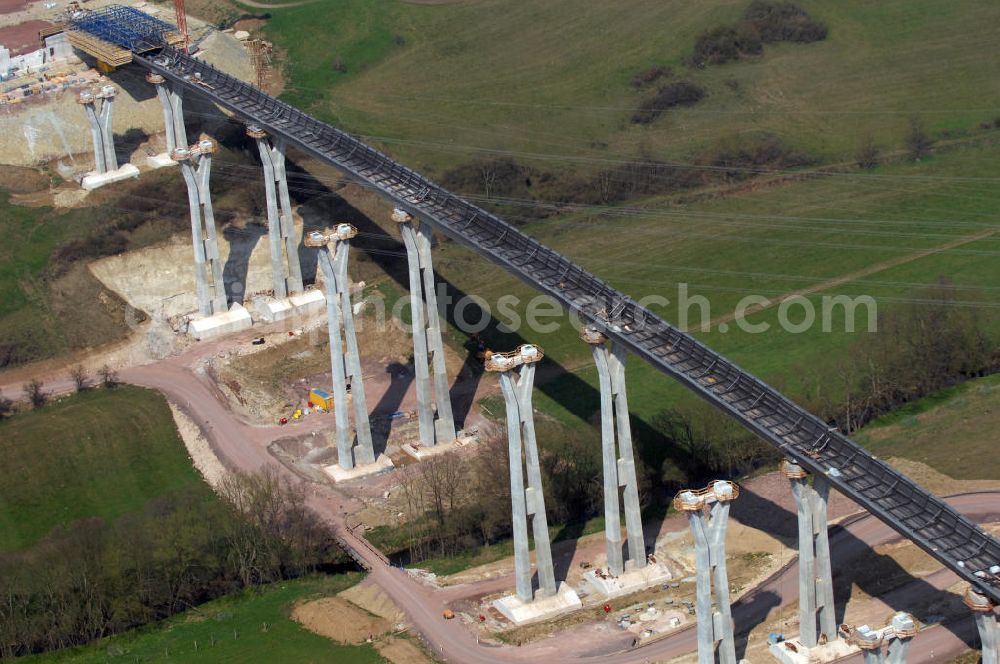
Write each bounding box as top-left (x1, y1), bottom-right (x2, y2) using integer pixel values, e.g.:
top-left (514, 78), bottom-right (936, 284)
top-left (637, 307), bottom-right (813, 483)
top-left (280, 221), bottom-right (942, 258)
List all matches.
top-left (173, 0), bottom-right (188, 53)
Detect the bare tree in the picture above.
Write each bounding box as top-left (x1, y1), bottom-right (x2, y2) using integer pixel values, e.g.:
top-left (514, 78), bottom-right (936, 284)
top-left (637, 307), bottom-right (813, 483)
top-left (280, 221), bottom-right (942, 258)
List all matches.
top-left (23, 380), bottom-right (46, 408)
top-left (97, 365), bottom-right (119, 389)
top-left (69, 365), bottom-right (89, 392)
top-left (906, 117), bottom-right (932, 161)
top-left (855, 133), bottom-right (880, 169)
top-left (479, 162), bottom-right (498, 199)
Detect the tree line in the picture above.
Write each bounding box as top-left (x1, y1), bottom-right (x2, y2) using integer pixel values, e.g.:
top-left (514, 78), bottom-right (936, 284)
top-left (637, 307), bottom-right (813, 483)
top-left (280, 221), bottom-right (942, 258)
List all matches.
top-left (0, 471), bottom-right (343, 658)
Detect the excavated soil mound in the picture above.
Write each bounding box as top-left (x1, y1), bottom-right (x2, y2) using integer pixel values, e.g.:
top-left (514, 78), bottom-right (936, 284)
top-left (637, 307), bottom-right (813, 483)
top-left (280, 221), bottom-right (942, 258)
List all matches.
top-left (291, 597), bottom-right (390, 645)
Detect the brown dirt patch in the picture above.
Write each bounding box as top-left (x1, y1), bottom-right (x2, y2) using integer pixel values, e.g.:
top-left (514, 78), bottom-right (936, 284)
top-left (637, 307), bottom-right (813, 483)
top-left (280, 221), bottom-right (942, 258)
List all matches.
top-left (291, 596), bottom-right (391, 644)
top-left (338, 582), bottom-right (405, 623)
top-left (0, 19), bottom-right (52, 55)
top-left (376, 636), bottom-right (437, 664)
top-left (0, 0), bottom-right (29, 16)
top-left (0, 166), bottom-right (48, 194)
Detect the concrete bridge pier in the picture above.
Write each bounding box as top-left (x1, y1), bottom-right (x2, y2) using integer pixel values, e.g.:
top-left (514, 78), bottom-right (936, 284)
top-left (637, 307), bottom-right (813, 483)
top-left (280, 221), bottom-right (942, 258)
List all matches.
top-left (77, 85), bottom-right (138, 190)
top-left (488, 345), bottom-right (581, 624)
top-left (145, 72), bottom-right (182, 168)
top-left (676, 481), bottom-right (739, 664)
top-left (582, 326), bottom-right (645, 575)
top-left (392, 208), bottom-right (456, 447)
top-left (782, 459), bottom-right (837, 647)
top-left (966, 587), bottom-right (1000, 664)
top-left (173, 138), bottom-right (228, 318)
top-left (307, 224), bottom-right (385, 477)
top-left (886, 612), bottom-right (917, 664)
top-left (248, 125), bottom-right (304, 299)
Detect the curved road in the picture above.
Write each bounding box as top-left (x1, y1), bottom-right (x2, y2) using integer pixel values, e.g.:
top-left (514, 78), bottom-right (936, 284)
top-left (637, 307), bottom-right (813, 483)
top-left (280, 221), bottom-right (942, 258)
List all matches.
top-left (99, 350), bottom-right (999, 663)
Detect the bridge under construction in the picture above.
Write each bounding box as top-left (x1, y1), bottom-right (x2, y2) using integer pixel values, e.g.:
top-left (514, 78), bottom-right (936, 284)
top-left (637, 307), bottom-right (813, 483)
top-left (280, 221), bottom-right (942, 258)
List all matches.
top-left (62, 4), bottom-right (1000, 661)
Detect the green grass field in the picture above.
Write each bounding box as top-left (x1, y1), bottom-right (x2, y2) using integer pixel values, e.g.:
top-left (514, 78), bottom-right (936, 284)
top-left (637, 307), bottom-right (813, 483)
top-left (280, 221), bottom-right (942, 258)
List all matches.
top-left (857, 373), bottom-right (1000, 481)
top-left (252, 0), bottom-right (1000, 174)
top-left (241, 0), bottom-right (1000, 431)
top-left (436, 140), bottom-right (1000, 434)
top-left (0, 386), bottom-right (213, 551)
top-left (23, 575), bottom-right (386, 664)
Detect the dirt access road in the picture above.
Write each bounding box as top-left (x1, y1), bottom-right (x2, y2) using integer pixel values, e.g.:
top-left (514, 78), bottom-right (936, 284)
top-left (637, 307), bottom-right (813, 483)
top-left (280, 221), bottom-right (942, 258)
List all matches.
top-left (92, 343), bottom-right (997, 663)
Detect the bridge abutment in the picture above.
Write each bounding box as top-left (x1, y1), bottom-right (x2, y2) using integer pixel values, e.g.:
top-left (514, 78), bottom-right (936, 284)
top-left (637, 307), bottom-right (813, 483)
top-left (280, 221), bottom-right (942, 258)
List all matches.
top-left (782, 459), bottom-right (836, 647)
top-left (676, 481), bottom-right (738, 664)
top-left (393, 208), bottom-right (456, 447)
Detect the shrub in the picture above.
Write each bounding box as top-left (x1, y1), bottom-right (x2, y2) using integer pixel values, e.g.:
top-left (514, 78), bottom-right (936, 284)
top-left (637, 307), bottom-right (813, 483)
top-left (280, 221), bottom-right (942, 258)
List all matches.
top-left (631, 80), bottom-right (706, 124)
top-left (856, 134), bottom-right (880, 169)
top-left (706, 132), bottom-right (812, 178)
top-left (744, 0), bottom-right (828, 43)
top-left (630, 65), bottom-right (672, 88)
top-left (440, 157), bottom-right (537, 199)
top-left (22, 379), bottom-right (46, 408)
top-left (69, 365), bottom-right (89, 392)
top-left (98, 364), bottom-right (119, 388)
top-left (907, 117), bottom-right (933, 160)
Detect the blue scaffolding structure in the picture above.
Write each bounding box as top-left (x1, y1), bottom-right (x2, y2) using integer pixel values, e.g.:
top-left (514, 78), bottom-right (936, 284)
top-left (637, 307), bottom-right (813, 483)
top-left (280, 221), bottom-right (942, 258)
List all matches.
top-left (68, 5), bottom-right (177, 52)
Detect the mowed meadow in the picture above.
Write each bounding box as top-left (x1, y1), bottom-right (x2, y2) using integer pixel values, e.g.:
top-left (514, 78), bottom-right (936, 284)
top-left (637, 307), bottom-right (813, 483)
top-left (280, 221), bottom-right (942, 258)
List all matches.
top-left (256, 0), bottom-right (1000, 171)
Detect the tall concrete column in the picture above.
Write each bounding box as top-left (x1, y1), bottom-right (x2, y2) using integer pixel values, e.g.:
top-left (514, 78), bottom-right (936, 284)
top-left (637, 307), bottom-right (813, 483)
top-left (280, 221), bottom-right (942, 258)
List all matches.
top-left (782, 459), bottom-right (836, 647)
top-left (95, 84), bottom-right (118, 171)
top-left (308, 224), bottom-right (375, 469)
top-left (488, 345), bottom-right (556, 602)
top-left (583, 326), bottom-right (645, 576)
top-left (393, 208), bottom-right (456, 447)
top-left (146, 72), bottom-right (179, 152)
top-left (78, 90), bottom-right (106, 174)
top-left (169, 84), bottom-right (187, 149)
top-left (249, 126), bottom-right (304, 297)
top-left (173, 138), bottom-right (227, 316)
top-left (675, 481), bottom-right (738, 664)
top-left (966, 587), bottom-right (1000, 664)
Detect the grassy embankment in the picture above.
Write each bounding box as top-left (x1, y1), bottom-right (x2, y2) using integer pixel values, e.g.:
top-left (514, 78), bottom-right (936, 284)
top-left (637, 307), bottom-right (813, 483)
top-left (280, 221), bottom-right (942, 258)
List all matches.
top-left (23, 575), bottom-right (385, 664)
top-left (857, 372), bottom-right (1000, 482)
top-left (2, 387), bottom-right (386, 662)
top-left (0, 386), bottom-right (212, 551)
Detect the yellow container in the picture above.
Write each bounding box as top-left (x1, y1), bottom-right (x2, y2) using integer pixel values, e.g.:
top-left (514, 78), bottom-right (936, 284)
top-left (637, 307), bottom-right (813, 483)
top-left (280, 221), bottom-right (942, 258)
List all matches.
top-left (309, 388), bottom-right (333, 410)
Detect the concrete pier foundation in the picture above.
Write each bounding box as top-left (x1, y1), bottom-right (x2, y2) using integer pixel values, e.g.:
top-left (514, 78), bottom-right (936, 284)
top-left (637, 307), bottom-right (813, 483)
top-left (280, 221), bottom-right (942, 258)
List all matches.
top-left (487, 346), bottom-right (560, 604)
top-left (248, 125), bottom-right (304, 298)
top-left (173, 138), bottom-right (227, 317)
top-left (966, 587), bottom-right (1000, 664)
top-left (827, 612), bottom-right (918, 664)
top-left (392, 208), bottom-right (456, 447)
top-left (675, 481), bottom-right (739, 664)
top-left (307, 225), bottom-right (378, 471)
top-left (781, 459), bottom-right (836, 648)
top-left (582, 326), bottom-right (645, 576)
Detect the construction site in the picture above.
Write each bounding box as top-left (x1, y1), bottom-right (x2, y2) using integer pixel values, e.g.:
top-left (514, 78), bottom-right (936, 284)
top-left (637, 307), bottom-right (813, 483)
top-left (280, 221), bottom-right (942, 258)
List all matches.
top-left (0, 1), bottom-right (999, 663)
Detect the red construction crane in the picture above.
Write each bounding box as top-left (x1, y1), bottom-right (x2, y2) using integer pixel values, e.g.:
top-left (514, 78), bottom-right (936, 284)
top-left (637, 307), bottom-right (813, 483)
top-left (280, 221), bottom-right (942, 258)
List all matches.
top-left (174, 0), bottom-right (189, 53)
